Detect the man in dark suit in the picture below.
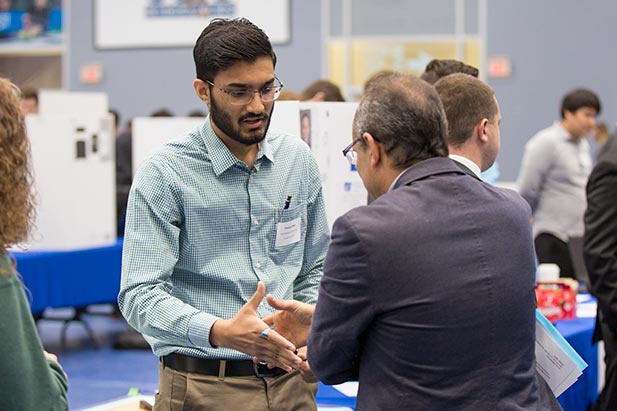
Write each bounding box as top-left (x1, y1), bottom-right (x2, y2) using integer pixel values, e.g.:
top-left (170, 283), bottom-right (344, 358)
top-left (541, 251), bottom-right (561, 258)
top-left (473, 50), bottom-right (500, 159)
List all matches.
top-left (584, 134), bottom-right (617, 411)
top-left (434, 73), bottom-right (500, 180)
top-left (303, 73), bottom-right (542, 410)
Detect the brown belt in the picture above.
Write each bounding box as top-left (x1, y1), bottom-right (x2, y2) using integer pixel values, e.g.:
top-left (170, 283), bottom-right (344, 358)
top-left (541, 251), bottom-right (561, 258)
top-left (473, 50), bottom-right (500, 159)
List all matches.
top-left (161, 353), bottom-right (286, 378)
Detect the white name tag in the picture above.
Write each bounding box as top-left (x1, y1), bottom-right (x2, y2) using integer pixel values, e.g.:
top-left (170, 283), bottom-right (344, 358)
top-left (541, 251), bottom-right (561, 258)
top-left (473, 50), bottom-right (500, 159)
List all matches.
top-left (275, 217), bottom-right (301, 247)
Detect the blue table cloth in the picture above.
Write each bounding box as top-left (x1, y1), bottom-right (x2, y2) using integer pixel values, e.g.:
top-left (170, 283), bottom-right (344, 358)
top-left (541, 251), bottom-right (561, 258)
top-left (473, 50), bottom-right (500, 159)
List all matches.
top-left (11, 239), bottom-right (123, 313)
top-left (316, 383), bottom-right (357, 409)
top-left (555, 316), bottom-right (598, 411)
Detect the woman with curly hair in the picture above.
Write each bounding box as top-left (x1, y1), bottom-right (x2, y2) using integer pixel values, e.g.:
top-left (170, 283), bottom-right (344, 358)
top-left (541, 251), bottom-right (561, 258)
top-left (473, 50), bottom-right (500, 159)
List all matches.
top-left (0, 77), bottom-right (68, 411)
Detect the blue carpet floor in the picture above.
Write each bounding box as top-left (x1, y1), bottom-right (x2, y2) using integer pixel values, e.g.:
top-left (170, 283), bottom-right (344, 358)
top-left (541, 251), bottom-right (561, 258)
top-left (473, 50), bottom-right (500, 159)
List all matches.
top-left (38, 306), bottom-right (159, 410)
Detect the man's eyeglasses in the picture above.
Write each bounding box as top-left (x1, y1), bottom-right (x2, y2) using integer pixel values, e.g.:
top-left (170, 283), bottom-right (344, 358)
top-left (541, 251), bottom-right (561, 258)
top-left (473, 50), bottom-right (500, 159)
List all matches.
top-left (206, 77), bottom-right (284, 106)
top-left (342, 136), bottom-right (363, 166)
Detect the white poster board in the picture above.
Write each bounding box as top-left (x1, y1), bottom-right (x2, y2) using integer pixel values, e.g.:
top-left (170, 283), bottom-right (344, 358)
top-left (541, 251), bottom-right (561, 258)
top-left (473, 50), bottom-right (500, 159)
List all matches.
top-left (298, 102), bottom-right (366, 228)
top-left (132, 117), bottom-right (205, 175)
top-left (26, 112), bottom-right (116, 250)
top-left (38, 90), bottom-right (109, 118)
top-left (269, 100), bottom-right (301, 139)
top-left (94, 0), bottom-right (290, 49)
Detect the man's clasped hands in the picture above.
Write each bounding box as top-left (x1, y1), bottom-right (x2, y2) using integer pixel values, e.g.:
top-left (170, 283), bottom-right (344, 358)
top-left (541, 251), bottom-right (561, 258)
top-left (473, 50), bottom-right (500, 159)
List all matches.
top-left (227, 281), bottom-right (317, 382)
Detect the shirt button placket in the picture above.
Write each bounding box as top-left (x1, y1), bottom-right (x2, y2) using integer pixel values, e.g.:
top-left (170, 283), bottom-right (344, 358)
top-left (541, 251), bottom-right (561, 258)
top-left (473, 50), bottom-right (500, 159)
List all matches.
top-left (247, 171), bottom-right (266, 280)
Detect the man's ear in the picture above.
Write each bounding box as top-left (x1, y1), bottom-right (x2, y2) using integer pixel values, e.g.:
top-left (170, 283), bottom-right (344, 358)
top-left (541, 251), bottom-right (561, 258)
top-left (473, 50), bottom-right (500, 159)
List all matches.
top-left (363, 132), bottom-right (382, 167)
top-left (477, 118), bottom-right (490, 144)
top-left (193, 79), bottom-right (211, 109)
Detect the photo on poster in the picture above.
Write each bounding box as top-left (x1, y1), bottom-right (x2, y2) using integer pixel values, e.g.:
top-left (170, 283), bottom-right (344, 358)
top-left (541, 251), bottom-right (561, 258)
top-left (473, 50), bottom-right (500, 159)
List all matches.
top-left (300, 109), bottom-right (311, 147)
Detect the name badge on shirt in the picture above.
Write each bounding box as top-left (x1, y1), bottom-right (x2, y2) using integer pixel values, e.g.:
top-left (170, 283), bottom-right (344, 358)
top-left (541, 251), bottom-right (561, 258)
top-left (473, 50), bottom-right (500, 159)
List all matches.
top-left (275, 217), bottom-right (301, 247)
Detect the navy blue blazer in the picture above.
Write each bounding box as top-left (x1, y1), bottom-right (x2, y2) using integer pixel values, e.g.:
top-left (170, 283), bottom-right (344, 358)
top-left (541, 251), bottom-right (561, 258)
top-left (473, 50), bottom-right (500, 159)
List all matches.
top-left (308, 157), bottom-right (541, 411)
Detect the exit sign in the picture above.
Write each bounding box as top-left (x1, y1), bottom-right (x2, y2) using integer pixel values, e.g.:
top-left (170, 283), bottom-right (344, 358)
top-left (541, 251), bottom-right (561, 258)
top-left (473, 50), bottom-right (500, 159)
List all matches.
top-left (488, 56), bottom-right (512, 79)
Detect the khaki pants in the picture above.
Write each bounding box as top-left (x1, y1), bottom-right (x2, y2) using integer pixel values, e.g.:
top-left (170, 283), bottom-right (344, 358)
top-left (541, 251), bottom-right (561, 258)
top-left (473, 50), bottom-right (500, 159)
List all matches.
top-left (154, 361), bottom-right (317, 411)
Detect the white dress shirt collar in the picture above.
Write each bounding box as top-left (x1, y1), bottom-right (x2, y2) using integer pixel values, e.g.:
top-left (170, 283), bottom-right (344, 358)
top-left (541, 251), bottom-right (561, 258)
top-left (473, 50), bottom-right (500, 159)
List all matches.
top-left (449, 154), bottom-right (482, 179)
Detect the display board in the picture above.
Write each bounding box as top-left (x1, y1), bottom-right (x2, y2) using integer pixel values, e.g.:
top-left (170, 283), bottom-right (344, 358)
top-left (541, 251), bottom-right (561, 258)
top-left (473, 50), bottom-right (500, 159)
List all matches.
top-left (269, 100), bottom-right (301, 138)
top-left (39, 89), bottom-right (109, 117)
top-left (297, 102), bottom-right (366, 228)
top-left (132, 117), bottom-right (204, 175)
top-left (25, 91), bottom-right (115, 250)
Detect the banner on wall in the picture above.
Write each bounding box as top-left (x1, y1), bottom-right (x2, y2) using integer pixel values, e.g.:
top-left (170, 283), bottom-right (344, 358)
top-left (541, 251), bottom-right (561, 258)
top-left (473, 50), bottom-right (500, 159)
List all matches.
top-left (94, 0), bottom-right (290, 49)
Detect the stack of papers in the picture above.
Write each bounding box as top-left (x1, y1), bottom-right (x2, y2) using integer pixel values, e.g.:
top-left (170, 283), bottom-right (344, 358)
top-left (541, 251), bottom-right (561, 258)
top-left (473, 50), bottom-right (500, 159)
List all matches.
top-left (535, 309), bottom-right (588, 397)
top-left (332, 382), bottom-right (359, 397)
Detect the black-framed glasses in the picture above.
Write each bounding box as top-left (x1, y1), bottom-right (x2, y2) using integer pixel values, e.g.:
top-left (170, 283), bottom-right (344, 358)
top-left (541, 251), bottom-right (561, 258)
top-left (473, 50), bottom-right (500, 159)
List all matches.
top-left (205, 77), bottom-right (284, 106)
top-left (342, 137), bottom-right (363, 166)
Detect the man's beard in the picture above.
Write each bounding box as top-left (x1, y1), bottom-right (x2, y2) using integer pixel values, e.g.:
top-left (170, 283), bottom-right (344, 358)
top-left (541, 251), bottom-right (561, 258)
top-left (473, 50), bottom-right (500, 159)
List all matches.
top-left (210, 95), bottom-right (273, 146)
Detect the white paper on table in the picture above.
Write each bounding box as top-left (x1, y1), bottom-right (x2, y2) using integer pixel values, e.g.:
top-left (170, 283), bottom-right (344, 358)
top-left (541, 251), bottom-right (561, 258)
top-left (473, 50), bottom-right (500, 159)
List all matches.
top-left (576, 301), bottom-right (598, 318)
top-left (576, 293), bottom-right (593, 304)
top-left (535, 310), bottom-right (587, 397)
top-left (332, 381), bottom-right (359, 397)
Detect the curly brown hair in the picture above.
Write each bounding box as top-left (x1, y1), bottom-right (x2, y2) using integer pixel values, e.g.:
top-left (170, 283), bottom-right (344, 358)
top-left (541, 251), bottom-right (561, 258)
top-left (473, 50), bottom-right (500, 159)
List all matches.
top-left (0, 78), bottom-right (35, 250)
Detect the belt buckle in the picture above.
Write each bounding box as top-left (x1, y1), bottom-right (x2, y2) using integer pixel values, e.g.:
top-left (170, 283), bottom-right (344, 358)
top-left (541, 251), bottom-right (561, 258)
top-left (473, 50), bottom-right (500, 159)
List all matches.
top-left (253, 361), bottom-right (275, 378)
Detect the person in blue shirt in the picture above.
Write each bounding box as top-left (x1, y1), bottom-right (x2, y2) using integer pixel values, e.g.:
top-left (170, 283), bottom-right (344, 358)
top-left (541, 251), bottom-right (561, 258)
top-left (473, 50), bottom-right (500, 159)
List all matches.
top-left (119, 17), bottom-right (330, 411)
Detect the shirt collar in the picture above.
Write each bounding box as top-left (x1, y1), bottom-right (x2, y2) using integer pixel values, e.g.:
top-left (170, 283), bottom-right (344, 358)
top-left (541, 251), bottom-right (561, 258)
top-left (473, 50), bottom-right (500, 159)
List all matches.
top-left (448, 154), bottom-right (482, 179)
top-left (200, 116), bottom-right (274, 176)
